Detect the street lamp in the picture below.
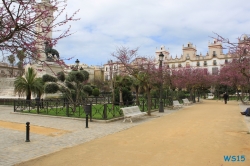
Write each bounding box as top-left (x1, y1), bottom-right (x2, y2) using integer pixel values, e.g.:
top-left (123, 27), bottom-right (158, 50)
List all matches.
top-left (159, 52), bottom-right (164, 112)
top-left (75, 59), bottom-right (80, 70)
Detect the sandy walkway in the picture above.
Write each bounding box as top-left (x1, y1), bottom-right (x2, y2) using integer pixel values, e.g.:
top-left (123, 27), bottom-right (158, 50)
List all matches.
top-left (16, 100), bottom-right (250, 166)
top-left (0, 120), bottom-right (69, 136)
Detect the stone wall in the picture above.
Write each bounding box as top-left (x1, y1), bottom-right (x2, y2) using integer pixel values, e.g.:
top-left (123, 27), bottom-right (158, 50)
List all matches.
top-left (0, 78), bottom-right (22, 98)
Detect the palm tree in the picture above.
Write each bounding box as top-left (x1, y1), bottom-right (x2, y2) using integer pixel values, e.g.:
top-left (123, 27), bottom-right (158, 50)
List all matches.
top-left (7, 54), bottom-right (15, 77)
top-left (14, 67), bottom-right (44, 100)
top-left (16, 49), bottom-right (26, 76)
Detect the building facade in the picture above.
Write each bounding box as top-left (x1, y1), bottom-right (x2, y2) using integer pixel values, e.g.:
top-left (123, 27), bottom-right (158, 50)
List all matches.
top-left (66, 63), bottom-right (104, 83)
top-left (103, 60), bottom-right (124, 81)
top-left (155, 39), bottom-right (231, 75)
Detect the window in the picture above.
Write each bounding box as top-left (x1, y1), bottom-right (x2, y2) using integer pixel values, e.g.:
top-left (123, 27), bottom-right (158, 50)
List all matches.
top-left (105, 75), bottom-right (108, 81)
top-left (197, 61), bottom-right (200, 66)
top-left (212, 67), bottom-right (219, 75)
top-left (213, 60), bottom-right (217, 65)
top-left (213, 51), bottom-right (216, 57)
top-left (172, 64), bottom-right (175, 68)
top-left (178, 64), bottom-right (182, 67)
top-left (225, 59), bottom-right (228, 64)
top-left (186, 62), bottom-right (190, 68)
top-left (204, 61), bottom-right (207, 66)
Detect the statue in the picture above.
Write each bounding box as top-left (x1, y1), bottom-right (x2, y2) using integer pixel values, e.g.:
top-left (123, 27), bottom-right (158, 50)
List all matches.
top-left (44, 41), bottom-right (60, 60)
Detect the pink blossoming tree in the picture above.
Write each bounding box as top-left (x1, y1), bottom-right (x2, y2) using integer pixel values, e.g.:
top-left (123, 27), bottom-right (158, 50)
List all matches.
top-left (0, 0), bottom-right (79, 65)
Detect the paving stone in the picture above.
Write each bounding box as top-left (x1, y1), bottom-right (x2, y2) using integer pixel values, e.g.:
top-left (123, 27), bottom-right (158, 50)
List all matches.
top-left (0, 105), bottom-right (178, 166)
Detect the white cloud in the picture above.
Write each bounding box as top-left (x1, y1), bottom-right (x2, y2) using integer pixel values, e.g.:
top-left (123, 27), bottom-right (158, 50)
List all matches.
top-left (51, 0), bottom-right (250, 65)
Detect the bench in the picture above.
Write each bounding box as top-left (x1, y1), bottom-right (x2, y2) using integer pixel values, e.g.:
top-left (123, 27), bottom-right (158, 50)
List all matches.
top-left (243, 97), bottom-right (250, 105)
top-left (121, 106), bottom-right (147, 123)
top-left (173, 100), bottom-right (183, 109)
top-left (182, 98), bottom-right (192, 106)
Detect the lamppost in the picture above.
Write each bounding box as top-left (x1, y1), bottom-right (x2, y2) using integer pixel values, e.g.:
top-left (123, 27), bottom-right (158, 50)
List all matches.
top-left (159, 52), bottom-right (164, 112)
top-left (73, 59), bottom-right (83, 71)
top-left (75, 59), bottom-right (80, 70)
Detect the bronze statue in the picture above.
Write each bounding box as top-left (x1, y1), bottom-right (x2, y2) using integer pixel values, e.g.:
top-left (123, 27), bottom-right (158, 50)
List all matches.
top-left (44, 41), bottom-right (59, 60)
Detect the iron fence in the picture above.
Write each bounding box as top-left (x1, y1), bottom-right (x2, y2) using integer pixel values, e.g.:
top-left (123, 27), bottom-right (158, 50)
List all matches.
top-left (12, 97), bottom-right (175, 120)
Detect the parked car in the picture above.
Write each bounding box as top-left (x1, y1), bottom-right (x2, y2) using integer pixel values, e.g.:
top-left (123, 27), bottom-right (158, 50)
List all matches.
top-left (207, 93), bottom-right (214, 99)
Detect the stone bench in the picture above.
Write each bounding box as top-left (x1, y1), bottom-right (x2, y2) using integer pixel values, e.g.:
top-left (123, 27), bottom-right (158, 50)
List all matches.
top-left (121, 106), bottom-right (147, 123)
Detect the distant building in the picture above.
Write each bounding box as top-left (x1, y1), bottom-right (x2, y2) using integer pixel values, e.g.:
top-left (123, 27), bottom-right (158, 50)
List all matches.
top-left (66, 63), bottom-right (104, 83)
top-left (155, 39), bottom-right (232, 75)
top-left (103, 60), bottom-right (124, 81)
top-left (0, 62), bottom-right (23, 77)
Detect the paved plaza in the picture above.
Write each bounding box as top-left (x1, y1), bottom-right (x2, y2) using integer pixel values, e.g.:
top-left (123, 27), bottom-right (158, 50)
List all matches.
top-left (0, 105), bottom-right (176, 166)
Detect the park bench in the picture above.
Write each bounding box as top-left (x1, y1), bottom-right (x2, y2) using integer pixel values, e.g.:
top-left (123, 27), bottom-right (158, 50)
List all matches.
top-left (173, 100), bottom-right (183, 109)
top-left (121, 106), bottom-right (147, 123)
top-left (243, 97), bottom-right (250, 104)
top-left (182, 98), bottom-right (192, 106)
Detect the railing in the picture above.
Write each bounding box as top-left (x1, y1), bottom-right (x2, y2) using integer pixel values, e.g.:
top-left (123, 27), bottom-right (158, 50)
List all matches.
top-left (0, 98), bottom-right (17, 105)
top-left (13, 97), bottom-right (174, 120)
top-left (13, 99), bottom-right (128, 120)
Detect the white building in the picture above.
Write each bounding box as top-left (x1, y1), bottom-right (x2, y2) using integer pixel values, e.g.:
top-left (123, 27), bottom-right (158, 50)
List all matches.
top-left (155, 39), bottom-right (231, 75)
top-left (103, 39), bottom-right (239, 80)
top-left (103, 60), bottom-right (123, 81)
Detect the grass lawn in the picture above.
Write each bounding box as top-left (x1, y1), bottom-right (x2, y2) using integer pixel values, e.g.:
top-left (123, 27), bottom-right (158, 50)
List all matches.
top-left (21, 104), bottom-right (123, 120)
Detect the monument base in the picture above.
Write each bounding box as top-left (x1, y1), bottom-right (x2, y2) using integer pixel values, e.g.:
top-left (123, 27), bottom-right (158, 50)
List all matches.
top-left (32, 61), bottom-right (64, 77)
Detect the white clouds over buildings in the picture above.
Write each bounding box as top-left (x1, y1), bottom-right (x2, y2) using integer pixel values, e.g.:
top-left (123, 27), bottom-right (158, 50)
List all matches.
top-left (54, 0), bottom-right (250, 65)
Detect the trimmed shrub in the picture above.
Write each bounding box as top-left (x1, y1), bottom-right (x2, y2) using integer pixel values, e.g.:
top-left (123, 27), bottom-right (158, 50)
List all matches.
top-left (42, 74), bottom-right (57, 82)
top-left (92, 88), bottom-right (100, 97)
top-left (45, 83), bottom-right (59, 93)
top-left (83, 85), bottom-right (93, 96)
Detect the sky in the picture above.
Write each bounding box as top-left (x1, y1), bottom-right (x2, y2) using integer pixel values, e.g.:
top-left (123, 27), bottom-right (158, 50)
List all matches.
top-left (52, 0), bottom-right (250, 66)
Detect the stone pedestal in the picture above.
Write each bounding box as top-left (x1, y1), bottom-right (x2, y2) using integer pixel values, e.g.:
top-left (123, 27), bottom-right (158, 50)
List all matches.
top-left (33, 61), bottom-right (64, 77)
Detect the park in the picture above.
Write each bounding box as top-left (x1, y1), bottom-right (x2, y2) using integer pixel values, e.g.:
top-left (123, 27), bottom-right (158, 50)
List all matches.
top-left (1, 0), bottom-right (250, 166)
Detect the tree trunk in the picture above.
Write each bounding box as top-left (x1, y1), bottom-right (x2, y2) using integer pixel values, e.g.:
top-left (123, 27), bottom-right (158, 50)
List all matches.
top-left (26, 90), bottom-right (31, 100)
top-left (146, 87), bottom-right (151, 116)
top-left (119, 88), bottom-right (123, 106)
top-left (135, 87), bottom-right (140, 105)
